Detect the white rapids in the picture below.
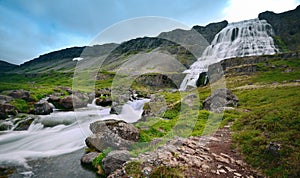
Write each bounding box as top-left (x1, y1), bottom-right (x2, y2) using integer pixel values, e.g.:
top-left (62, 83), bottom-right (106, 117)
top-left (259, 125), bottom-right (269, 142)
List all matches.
top-left (0, 99), bottom-right (149, 167)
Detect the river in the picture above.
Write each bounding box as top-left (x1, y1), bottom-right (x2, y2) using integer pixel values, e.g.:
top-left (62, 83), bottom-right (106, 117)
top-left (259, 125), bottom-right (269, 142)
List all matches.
top-left (0, 99), bottom-right (149, 177)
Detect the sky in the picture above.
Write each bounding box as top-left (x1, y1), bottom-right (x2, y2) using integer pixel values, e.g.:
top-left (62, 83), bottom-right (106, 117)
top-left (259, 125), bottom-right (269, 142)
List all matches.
top-left (0, 0), bottom-right (299, 65)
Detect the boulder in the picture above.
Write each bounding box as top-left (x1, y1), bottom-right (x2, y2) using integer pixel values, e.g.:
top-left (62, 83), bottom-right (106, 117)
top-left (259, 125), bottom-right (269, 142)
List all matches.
top-left (110, 102), bottom-right (123, 115)
top-left (203, 88), bottom-right (238, 112)
top-left (95, 97), bottom-right (112, 107)
top-left (0, 121), bottom-right (13, 131)
top-left (86, 119), bottom-right (140, 151)
top-left (13, 116), bottom-right (35, 131)
top-left (90, 119), bottom-right (140, 141)
top-left (141, 94), bottom-right (166, 119)
top-left (81, 152), bottom-right (100, 167)
top-left (0, 104), bottom-right (17, 119)
top-left (59, 93), bottom-right (89, 110)
top-left (102, 150), bottom-right (131, 175)
top-left (8, 90), bottom-right (30, 101)
top-left (47, 95), bottom-right (61, 108)
top-left (34, 101), bottom-right (53, 115)
top-left (0, 95), bottom-right (13, 105)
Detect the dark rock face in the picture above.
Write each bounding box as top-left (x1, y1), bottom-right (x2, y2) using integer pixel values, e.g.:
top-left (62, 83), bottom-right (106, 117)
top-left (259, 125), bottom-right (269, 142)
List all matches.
top-left (196, 72), bottom-right (209, 87)
top-left (0, 104), bottom-right (17, 119)
top-left (85, 119), bottom-right (139, 152)
top-left (95, 97), bottom-right (112, 107)
top-left (192, 20), bottom-right (229, 44)
top-left (34, 101), bottom-right (53, 115)
top-left (102, 150), bottom-right (131, 176)
top-left (8, 90), bottom-right (30, 101)
top-left (259, 5), bottom-right (300, 51)
top-left (135, 74), bottom-right (183, 88)
top-left (47, 95), bottom-right (60, 108)
top-left (203, 88), bottom-right (238, 112)
top-left (13, 116), bottom-right (35, 131)
top-left (0, 121), bottom-right (13, 131)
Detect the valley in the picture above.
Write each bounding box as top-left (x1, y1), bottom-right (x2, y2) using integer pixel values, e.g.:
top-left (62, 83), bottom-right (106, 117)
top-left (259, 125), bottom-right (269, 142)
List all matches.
top-left (0, 5), bottom-right (300, 178)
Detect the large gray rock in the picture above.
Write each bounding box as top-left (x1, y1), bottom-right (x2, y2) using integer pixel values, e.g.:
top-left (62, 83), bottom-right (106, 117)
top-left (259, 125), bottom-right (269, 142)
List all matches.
top-left (59, 93), bottom-right (89, 110)
top-left (203, 88), bottom-right (238, 112)
top-left (34, 101), bottom-right (53, 115)
top-left (8, 90), bottom-right (30, 101)
top-left (85, 119), bottom-right (140, 151)
top-left (90, 119), bottom-right (140, 141)
top-left (102, 150), bottom-right (131, 175)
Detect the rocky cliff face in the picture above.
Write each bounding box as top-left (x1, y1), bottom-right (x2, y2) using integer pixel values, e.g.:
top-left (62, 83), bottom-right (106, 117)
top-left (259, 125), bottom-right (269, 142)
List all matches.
top-left (259, 5), bottom-right (300, 51)
top-left (192, 20), bottom-right (229, 44)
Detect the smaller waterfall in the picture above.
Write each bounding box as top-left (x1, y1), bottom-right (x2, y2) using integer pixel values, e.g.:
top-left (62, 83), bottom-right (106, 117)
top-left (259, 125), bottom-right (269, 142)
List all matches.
top-left (180, 19), bottom-right (278, 90)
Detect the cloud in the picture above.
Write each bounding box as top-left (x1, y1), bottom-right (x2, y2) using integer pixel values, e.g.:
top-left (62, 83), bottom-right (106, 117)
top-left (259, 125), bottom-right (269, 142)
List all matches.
top-left (223, 0), bottom-right (300, 22)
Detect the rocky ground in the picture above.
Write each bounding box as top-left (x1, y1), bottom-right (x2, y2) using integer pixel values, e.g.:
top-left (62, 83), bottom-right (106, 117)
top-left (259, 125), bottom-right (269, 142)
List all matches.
top-left (109, 124), bottom-right (264, 178)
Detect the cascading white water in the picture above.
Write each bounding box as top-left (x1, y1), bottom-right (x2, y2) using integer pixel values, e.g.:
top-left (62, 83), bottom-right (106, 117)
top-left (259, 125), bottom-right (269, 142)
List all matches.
top-left (180, 18), bottom-right (278, 90)
top-left (0, 99), bottom-right (149, 169)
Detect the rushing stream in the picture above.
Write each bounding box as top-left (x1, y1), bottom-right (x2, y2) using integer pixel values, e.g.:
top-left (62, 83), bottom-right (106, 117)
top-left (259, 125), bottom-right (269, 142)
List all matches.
top-left (0, 99), bottom-right (150, 177)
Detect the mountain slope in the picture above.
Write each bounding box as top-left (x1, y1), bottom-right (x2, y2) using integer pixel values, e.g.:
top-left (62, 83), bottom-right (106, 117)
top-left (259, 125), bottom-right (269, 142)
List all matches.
top-left (0, 60), bottom-right (18, 73)
top-left (259, 5), bottom-right (300, 51)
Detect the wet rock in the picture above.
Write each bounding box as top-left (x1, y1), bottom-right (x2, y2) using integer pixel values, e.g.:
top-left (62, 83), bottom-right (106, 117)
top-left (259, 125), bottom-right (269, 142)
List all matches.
top-left (110, 102), bottom-right (123, 115)
top-left (8, 90), bottom-right (30, 101)
top-left (102, 150), bottom-right (131, 175)
top-left (95, 97), bottom-right (112, 107)
top-left (47, 95), bottom-right (61, 108)
top-left (203, 88), bottom-right (238, 112)
top-left (13, 116), bottom-right (35, 131)
top-left (0, 103), bottom-right (17, 119)
top-left (196, 72), bottom-right (209, 87)
top-left (34, 101), bottom-right (53, 115)
top-left (0, 120), bottom-right (13, 131)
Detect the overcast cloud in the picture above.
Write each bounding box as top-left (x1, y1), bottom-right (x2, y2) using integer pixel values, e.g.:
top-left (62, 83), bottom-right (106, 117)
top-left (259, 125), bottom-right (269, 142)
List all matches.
top-left (0, 0), bottom-right (299, 64)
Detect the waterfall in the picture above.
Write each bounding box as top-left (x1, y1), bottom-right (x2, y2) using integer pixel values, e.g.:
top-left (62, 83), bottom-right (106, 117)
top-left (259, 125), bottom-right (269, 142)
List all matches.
top-left (180, 18), bottom-right (278, 90)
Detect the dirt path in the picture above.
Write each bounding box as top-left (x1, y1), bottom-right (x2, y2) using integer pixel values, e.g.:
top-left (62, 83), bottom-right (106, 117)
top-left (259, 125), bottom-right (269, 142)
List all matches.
top-left (109, 124), bottom-right (264, 178)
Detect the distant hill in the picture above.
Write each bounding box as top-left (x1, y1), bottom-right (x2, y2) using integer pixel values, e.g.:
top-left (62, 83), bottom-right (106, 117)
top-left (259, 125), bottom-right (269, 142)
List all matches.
top-left (4, 5), bottom-right (300, 75)
top-left (0, 60), bottom-right (18, 73)
top-left (259, 5), bottom-right (300, 51)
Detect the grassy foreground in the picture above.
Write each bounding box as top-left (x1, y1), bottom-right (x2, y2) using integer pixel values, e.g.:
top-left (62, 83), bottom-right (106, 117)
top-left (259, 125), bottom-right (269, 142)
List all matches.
top-left (0, 56), bottom-right (299, 177)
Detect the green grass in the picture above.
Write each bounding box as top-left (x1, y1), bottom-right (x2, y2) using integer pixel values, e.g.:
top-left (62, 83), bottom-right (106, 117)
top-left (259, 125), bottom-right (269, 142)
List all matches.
top-left (92, 148), bottom-right (112, 175)
top-left (231, 86), bottom-right (300, 177)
